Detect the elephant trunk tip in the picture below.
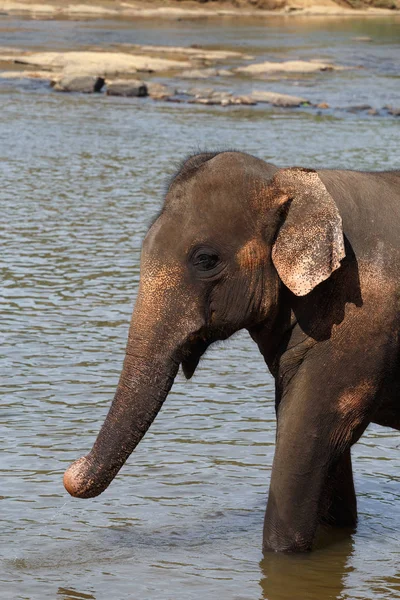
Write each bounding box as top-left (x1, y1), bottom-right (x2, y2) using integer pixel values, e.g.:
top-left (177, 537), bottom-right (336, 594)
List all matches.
top-left (63, 455), bottom-right (104, 499)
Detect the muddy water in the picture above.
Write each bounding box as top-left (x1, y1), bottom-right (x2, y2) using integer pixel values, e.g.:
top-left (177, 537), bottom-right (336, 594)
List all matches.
top-left (1, 14), bottom-right (399, 600)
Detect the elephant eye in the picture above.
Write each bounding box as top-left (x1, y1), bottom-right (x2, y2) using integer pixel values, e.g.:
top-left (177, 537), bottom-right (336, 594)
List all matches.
top-left (192, 251), bottom-right (220, 272)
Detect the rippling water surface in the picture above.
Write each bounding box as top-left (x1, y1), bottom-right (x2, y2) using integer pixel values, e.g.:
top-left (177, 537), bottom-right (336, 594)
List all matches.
top-left (1, 14), bottom-right (399, 600)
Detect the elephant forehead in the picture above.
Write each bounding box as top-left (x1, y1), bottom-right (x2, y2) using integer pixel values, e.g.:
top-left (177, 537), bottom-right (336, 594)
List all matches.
top-left (168, 169), bottom-right (252, 214)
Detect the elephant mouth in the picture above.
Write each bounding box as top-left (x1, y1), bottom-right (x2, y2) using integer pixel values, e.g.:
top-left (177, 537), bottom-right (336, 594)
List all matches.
top-left (181, 334), bottom-right (211, 379)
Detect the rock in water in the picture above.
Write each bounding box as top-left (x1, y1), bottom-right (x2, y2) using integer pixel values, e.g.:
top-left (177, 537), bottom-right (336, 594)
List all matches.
top-left (345, 104), bottom-right (372, 112)
top-left (180, 68), bottom-right (219, 79)
top-left (250, 91), bottom-right (309, 107)
top-left (146, 82), bottom-right (173, 99)
top-left (385, 105), bottom-right (400, 116)
top-left (106, 80), bottom-right (148, 97)
top-left (52, 75), bottom-right (105, 93)
top-left (236, 60), bottom-right (344, 76)
top-left (8, 51), bottom-right (189, 75)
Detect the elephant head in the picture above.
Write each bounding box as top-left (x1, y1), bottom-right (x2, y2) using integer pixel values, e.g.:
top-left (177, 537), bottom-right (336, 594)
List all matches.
top-left (64, 151), bottom-right (345, 499)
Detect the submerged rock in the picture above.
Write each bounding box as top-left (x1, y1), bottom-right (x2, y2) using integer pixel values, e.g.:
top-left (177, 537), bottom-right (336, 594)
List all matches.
top-left (182, 86), bottom-right (216, 97)
top-left (127, 44), bottom-right (253, 61)
top-left (250, 90), bottom-right (309, 106)
top-left (234, 95), bottom-right (257, 105)
top-left (191, 90), bottom-right (232, 104)
top-left (179, 87), bottom-right (312, 107)
top-left (181, 68), bottom-right (218, 79)
top-left (165, 96), bottom-right (186, 103)
top-left (180, 67), bottom-right (233, 79)
top-left (386, 105), bottom-right (400, 116)
top-left (0, 69), bottom-right (58, 81)
top-left (106, 79), bottom-right (148, 97)
top-left (188, 90), bottom-right (257, 106)
top-left (345, 104), bottom-right (372, 112)
top-left (191, 96), bottom-right (224, 105)
top-left (146, 81), bottom-right (174, 99)
top-left (52, 75), bottom-right (105, 93)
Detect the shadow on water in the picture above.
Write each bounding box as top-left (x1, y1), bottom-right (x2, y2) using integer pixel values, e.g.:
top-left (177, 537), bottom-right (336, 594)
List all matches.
top-left (57, 588), bottom-right (96, 600)
top-left (259, 529), bottom-right (354, 600)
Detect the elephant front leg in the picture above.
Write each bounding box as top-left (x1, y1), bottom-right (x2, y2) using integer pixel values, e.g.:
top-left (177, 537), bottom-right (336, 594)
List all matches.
top-left (263, 429), bottom-right (329, 553)
top-left (319, 449), bottom-right (357, 528)
top-left (263, 375), bottom-right (371, 553)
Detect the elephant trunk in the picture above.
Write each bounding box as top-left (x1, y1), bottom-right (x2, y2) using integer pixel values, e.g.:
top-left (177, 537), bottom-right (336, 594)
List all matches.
top-left (64, 242), bottom-right (200, 499)
top-left (63, 326), bottom-right (179, 498)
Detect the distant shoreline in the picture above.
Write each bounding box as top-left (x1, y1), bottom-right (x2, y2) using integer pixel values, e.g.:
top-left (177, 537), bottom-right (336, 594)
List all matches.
top-left (0, 0), bottom-right (399, 20)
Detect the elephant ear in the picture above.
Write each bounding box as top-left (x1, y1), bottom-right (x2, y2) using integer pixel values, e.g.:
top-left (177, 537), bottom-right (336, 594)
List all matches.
top-left (271, 168), bottom-right (345, 296)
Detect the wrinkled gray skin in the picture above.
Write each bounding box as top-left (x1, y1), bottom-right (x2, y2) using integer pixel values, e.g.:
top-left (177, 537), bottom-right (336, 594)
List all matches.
top-left (64, 151), bottom-right (400, 553)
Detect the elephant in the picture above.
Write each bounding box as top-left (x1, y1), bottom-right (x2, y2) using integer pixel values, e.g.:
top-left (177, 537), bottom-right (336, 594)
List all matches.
top-left (63, 151), bottom-right (400, 553)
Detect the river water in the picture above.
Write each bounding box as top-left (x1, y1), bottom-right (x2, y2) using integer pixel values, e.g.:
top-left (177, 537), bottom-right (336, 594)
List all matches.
top-left (1, 13), bottom-right (399, 600)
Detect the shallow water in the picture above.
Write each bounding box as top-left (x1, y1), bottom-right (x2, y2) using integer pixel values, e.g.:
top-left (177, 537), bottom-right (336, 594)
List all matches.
top-left (0, 14), bottom-right (399, 600)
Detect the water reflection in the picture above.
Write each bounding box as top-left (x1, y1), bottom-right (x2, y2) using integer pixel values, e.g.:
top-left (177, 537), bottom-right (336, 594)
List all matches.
top-left (259, 531), bottom-right (354, 600)
top-left (57, 589), bottom-right (96, 600)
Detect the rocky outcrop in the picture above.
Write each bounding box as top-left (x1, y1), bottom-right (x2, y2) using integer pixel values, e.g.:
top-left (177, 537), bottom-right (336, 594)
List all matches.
top-left (0, 69), bottom-right (60, 81)
top-left (180, 68), bottom-right (233, 79)
top-left (7, 50), bottom-right (190, 76)
top-left (52, 75), bottom-right (105, 93)
top-left (385, 105), bottom-right (400, 116)
top-left (106, 79), bottom-right (148, 97)
top-left (0, 0), bottom-right (397, 17)
top-left (126, 44), bottom-right (253, 62)
top-left (0, 39), bottom-right (397, 119)
top-left (146, 81), bottom-right (175, 99)
top-left (250, 90), bottom-right (309, 106)
top-left (236, 59), bottom-right (345, 75)
top-left (180, 88), bottom-right (312, 106)
top-left (187, 90), bottom-right (257, 105)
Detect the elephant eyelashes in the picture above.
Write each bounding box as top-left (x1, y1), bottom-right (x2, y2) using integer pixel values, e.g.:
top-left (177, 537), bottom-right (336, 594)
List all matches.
top-left (191, 250), bottom-right (220, 272)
